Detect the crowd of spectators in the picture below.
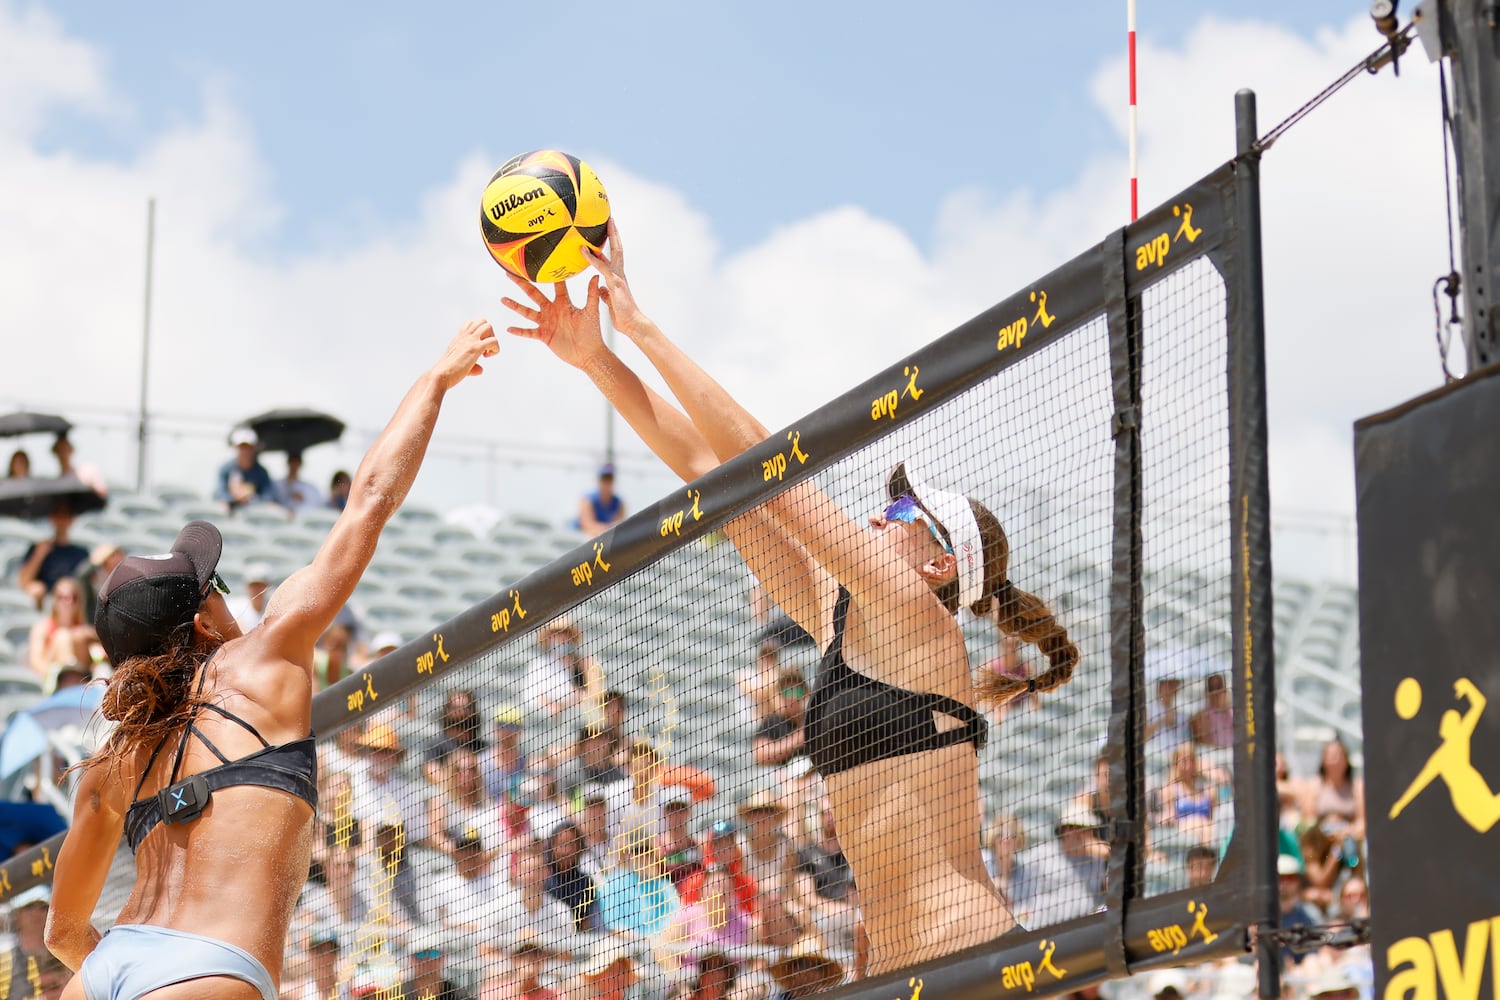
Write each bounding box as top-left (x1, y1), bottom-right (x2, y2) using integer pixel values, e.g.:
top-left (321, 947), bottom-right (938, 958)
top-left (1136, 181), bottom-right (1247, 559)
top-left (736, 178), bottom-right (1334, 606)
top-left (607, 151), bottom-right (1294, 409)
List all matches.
top-left (0, 431), bottom-right (1377, 1000)
top-left (213, 428), bottom-right (352, 517)
top-left (257, 660), bottom-right (867, 999)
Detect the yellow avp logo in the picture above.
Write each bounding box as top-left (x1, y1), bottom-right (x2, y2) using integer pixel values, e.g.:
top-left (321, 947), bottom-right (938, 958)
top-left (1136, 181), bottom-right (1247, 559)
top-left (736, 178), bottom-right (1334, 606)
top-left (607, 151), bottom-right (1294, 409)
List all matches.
top-left (996, 289), bottom-right (1056, 354)
top-left (1388, 677), bottom-right (1500, 833)
top-left (999, 939), bottom-right (1068, 993)
top-left (1386, 915), bottom-right (1500, 1000)
top-left (490, 589), bottom-right (528, 635)
top-left (345, 669), bottom-right (379, 714)
top-left (871, 365), bottom-right (925, 421)
top-left (1146, 900), bottom-right (1219, 956)
top-left (660, 488), bottom-right (704, 537)
top-left (571, 540), bottom-right (612, 587)
top-left (1382, 676), bottom-right (1500, 1000)
top-left (1134, 203), bottom-right (1203, 271)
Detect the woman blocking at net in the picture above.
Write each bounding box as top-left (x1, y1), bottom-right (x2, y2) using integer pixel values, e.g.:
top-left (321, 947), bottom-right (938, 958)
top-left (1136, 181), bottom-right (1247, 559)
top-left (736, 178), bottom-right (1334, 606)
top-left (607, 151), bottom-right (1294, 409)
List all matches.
top-left (502, 222), bottom-right (1080, 973)
top-left (45, 319), bottom-right (499, 1000)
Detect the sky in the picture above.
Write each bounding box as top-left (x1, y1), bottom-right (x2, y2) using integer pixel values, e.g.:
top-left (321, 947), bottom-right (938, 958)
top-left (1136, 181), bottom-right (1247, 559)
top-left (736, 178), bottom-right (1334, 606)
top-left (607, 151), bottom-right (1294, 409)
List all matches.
top-left (0, 1), bottom-right (1455, 583)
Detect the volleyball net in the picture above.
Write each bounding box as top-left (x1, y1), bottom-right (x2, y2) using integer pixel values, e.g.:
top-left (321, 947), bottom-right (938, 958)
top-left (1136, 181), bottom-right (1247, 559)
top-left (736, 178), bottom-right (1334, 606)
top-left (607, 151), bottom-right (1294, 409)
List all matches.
top-left (0, 157), bottom-right (1275, 1000)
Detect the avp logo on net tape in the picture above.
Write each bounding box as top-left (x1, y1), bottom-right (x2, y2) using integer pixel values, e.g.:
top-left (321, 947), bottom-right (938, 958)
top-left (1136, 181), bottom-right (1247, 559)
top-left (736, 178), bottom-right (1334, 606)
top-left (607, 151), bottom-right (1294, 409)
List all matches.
top-left (999, 939), bottom-right (1069, 993)
top-left (572, 540), bottom-right (612, 587)
top-left (346, 670), bottom-right (380, 714)
top-left (996, 289), bottom-right (1056, 354)
top-left (491, 589), bottom-right (528, 635)
top-left (1134, 203), bottom-right (1203, 271)
top-left (871, 365), bottom-right (925, 421)
top-left (660, 488), bottom-right (704, 537)
top-left (416, 632), bottom-right (450, 675)
top-left (1146, 900), bottom-right (1220, 956)
top-left (762, 430), bottom-right (810, 482)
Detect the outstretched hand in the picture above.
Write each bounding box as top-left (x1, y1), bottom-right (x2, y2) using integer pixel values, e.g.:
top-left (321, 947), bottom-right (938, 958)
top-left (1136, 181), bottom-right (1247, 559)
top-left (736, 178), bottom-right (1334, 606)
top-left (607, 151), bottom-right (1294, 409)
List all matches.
top-left (433, 319), bottom-right (500, 390)
top-left (583, 219), bottom-right (650, 336)
top-left (502, 272), bottom-right (608, 369)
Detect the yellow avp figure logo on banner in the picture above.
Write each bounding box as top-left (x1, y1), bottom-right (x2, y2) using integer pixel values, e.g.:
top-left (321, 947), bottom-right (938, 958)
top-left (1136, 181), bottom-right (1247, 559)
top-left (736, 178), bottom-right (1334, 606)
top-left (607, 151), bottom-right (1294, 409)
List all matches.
top-left (1388, 677), bottom-right (1500, 834)
top-left (1382, 675), bottom-right (1500, 1000)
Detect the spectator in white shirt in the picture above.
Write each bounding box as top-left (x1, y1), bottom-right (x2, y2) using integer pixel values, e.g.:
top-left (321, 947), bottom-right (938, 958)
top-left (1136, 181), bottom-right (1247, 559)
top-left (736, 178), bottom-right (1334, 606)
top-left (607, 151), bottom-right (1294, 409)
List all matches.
top-left (428, 834), bottom-right (502, 948)
top-left (228, 562), bottom-right (275, 633)
top-left (523, 616), bottom-right (603, 721)
top-left (484, 842), bottom-right (579, 960)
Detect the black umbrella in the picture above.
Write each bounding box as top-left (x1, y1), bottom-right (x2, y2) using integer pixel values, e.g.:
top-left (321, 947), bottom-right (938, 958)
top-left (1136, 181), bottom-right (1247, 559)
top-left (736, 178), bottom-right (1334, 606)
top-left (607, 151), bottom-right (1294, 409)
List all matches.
top-left (238, 408), bottom-right (346, 455)
top-left (0, 411), bottom-right (72, 438)
top-left (0, 475), bottom-right (108, 520)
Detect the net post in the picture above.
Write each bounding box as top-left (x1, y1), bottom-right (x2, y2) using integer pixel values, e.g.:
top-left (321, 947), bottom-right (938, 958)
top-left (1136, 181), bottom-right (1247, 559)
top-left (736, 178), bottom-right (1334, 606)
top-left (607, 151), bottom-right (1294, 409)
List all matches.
top-left (1103, 227), bottom-right (1143, 978)
top-left (1231, 87), bottom-right (1282, 1000)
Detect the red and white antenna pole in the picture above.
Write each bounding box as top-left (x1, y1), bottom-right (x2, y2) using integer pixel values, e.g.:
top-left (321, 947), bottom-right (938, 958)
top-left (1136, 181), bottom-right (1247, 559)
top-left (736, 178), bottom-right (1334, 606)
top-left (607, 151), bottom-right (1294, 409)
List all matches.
top-left (1128, 0), bottom-right (1139, 221)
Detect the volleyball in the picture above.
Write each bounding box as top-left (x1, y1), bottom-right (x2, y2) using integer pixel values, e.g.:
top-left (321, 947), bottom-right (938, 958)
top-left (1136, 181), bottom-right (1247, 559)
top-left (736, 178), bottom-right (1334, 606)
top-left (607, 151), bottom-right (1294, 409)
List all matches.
top-left (479, 150), bottom-right (610, 283)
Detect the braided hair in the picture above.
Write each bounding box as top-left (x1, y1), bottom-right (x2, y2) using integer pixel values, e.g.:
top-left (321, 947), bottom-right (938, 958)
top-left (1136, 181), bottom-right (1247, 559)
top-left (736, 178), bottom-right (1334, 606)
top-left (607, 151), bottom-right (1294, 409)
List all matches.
top-left (930, 498), bottom-right (1079, 705)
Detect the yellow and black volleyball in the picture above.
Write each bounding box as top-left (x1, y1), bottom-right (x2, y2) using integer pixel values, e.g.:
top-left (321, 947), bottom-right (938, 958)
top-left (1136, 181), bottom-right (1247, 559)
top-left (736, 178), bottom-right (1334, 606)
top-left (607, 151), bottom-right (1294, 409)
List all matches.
top-left (480, 150), bottom-right (610, 282)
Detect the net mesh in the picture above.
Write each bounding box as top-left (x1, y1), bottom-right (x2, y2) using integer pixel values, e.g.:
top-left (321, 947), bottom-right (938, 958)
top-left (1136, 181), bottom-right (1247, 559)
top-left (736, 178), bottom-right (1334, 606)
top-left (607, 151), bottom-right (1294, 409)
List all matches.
top-left (2, 196), bottom-right (1251, 1000)
top-left (265, 268), bottom-right (1228, 997)
top-left (1138, 257), bottom-right (1234, 900)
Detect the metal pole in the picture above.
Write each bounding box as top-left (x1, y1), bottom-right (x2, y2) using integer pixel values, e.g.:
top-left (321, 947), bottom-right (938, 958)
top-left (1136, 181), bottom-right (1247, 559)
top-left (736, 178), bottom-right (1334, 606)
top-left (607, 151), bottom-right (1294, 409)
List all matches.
top-left (1233, 88), bottom-right (1283, 1000)
top-left (136, 198), bottom-right (156, 493)
top-left (1439, 0), bottom-right (1500, 368)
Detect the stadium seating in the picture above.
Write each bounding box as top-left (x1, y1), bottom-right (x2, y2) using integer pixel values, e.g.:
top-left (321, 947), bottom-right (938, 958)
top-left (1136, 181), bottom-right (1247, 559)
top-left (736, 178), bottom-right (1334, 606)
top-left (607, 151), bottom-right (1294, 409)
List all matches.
top-left (0, 482), bottom-right (1364, 857)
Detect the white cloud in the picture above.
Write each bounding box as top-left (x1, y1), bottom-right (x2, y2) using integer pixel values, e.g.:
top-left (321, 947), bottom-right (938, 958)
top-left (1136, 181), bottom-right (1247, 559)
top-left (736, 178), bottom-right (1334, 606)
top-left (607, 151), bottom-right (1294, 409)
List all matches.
top-left (0, 9), bottom-right (1446, 584)
top-left (0, 2), bottom-right (117, 141)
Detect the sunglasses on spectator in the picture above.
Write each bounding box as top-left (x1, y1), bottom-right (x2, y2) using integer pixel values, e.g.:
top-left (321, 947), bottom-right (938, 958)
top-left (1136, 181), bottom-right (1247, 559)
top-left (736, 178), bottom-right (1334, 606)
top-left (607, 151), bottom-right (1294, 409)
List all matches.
top-left (781, 685), bottom-right (807, 699)
top-left (882, 495), bottom-right (951, 553)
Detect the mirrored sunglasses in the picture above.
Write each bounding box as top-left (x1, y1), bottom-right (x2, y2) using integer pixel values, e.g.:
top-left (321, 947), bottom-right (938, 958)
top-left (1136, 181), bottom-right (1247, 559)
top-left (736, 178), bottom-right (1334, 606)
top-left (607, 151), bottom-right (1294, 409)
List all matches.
top-left (201, 572), bottom-right (230, 598)
top-left (882, 494), bottom-right (950, 553)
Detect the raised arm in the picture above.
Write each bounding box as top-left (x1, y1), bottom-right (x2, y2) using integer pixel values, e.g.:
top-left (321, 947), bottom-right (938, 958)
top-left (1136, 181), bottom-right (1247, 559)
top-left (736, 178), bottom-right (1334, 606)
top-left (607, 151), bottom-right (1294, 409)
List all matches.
top-left (583, 223), bottom-right (940, 629)
top-left (254, 320), bottom-right (498, 671)
top-left (502, 274), bottom-right (838, 646)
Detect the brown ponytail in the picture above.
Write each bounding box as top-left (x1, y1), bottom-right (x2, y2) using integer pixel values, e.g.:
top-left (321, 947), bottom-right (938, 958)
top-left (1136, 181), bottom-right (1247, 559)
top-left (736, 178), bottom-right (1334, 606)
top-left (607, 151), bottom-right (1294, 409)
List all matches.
top-left (90, 621), bottom-right (209, 773)
top-left (962, 499), bottom-right (1080, 706)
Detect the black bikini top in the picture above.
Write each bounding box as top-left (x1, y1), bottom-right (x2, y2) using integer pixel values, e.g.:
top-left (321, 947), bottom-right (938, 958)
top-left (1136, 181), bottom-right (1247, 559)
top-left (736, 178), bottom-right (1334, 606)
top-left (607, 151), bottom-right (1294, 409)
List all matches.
top-left (805, 587), bottom-right (987, 777)
top-left (124, 666), bottom-right (318, 852)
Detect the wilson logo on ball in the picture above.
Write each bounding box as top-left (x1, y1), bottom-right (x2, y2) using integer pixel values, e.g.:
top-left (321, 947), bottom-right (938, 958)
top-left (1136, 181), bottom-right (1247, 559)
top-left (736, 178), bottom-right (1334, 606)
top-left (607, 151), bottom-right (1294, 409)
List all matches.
top-left (479, 150), bottom-right (611, 283)
top-left (486, 186), bottom-right (548, 221)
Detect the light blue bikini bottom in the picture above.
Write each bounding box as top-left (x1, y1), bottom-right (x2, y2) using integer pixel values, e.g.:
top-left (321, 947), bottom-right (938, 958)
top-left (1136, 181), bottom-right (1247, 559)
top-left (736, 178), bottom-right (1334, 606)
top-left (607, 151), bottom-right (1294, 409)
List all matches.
top-left (80, 924), bottom-right (276, 1000)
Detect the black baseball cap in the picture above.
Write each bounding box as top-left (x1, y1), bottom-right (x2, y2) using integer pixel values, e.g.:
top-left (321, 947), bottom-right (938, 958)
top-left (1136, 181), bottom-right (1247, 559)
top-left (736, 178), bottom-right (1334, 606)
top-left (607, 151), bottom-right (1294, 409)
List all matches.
top-left (95, 521), bottom-right (224, 664)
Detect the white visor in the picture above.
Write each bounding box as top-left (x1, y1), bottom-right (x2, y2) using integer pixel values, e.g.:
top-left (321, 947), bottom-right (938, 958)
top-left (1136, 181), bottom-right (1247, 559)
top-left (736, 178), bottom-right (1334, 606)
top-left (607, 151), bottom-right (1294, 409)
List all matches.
top-left (887, 461), bottom-right (988, 607)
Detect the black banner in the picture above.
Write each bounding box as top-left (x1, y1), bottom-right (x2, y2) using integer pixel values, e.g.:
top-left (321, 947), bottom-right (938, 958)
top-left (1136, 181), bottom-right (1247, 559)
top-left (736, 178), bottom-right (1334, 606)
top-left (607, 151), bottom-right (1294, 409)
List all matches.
top-left (1357, 365), bottom-right (1500, 1000)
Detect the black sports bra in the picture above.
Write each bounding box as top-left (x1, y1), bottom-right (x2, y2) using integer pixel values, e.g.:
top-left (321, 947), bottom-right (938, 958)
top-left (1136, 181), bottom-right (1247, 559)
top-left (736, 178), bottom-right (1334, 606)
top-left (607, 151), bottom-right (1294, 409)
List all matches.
top-left (804, 587), bottom-right (987, 777)
top-left (124, 666), bottom-right (318, 852)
